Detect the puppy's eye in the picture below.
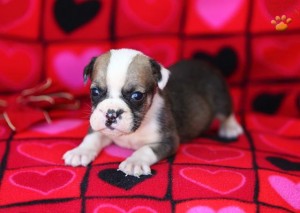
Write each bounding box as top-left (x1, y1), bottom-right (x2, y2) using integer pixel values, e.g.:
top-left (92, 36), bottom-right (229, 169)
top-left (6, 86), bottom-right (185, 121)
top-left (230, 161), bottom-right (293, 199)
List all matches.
top-left (131, 91), bottom-right (144, 101)
top-left (91, 87), bottom-right (104, 97)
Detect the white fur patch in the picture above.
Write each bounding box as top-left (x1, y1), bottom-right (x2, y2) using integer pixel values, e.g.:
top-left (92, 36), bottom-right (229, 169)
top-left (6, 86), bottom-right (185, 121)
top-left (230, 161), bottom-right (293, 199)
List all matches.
top-left (158, 66), bottom-right (170, 89)
top-left (107, 49), bottom-right (141, 98)
top-left (219, 114), bottom-right (243, 138)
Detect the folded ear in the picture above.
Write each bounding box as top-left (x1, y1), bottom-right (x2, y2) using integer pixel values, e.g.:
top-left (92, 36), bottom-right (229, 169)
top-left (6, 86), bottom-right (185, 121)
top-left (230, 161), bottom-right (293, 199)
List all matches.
top-left (83, 57), bottom-right (97, 84)
top-left (149, 59), bottom-right (170, 90)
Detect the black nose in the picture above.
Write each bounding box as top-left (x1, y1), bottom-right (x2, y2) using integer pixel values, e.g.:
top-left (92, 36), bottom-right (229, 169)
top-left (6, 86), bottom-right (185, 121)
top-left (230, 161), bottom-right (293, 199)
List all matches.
top-left (105, 109), bottom-right (124, 128)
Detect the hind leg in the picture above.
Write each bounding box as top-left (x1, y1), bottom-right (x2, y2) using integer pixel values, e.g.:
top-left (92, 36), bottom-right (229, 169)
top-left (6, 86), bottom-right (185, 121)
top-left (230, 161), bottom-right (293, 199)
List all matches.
top-left (217, 114), bottom-right (243, 139)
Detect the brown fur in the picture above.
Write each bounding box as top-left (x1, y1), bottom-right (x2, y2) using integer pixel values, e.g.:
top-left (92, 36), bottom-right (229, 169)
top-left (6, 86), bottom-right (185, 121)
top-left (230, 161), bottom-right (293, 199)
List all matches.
top-left (92, 51), bottom-right (111, 87)
top-left (124, 54), bottom-right (156, 92)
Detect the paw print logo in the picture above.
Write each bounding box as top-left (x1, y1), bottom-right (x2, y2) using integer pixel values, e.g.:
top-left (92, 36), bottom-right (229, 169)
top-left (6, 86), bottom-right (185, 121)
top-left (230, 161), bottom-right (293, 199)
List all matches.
top-left (271, 15), bottom-right (292, 31)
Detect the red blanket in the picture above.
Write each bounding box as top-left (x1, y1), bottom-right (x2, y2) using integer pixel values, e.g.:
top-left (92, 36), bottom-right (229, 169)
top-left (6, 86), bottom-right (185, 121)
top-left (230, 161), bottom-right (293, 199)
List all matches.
top-left (1, 0), bottom-right (300, 212)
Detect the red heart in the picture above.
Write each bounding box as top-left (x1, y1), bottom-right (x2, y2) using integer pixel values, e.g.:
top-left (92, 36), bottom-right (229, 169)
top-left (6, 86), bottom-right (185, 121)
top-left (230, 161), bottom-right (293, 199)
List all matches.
top-left (17, 142), bottom-right (76, 164)
top-left (10, 169), bottom-right (75, 195)
top-left (247, 114), bottom-right (300, 136)
top-left (259, 134), bottom-right (300, 157)
top-left (122, 0), bottom-right (178, 30)
top-left (180, 168), bottom-right (246, 194)
top-left (183, 145), bottom-right (244, 162)
top-left (263, 0), bottom-right (300, 17)
top-left (262, 42), bottom-right (300, 76)
top-left (0, 0), bottom-right (30, 29)
top-left (0, 46), bottom-right (37, 91)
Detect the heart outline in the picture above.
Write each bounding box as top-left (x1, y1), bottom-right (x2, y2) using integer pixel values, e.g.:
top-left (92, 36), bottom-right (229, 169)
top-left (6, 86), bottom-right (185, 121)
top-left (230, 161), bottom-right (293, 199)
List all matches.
top-left (180, 168), bottom-right (246, 194)
top-left (182, 144), bottom-right (244, 162)
top-left (94, 204), bottom-right (157, 213)
top-left (187, 206), bottom-right (245, 213)
top-left (17, 142), bottom-right (76, 165)
top-left (9, 168), bottom-right (75, 195)
top-left (259, 134), bottom-right (300, 157)
top-left (249, 115), bottom-right (295, 135)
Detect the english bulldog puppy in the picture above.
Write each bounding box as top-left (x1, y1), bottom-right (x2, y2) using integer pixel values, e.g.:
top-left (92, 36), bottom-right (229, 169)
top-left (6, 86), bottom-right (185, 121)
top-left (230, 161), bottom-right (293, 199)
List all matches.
top-left (63, 48), bottom-right (243, 177)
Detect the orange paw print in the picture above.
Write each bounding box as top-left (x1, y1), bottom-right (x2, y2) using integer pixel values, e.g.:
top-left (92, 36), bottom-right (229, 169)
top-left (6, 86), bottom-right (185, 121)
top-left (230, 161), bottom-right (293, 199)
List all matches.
top-left (271, 15), bottom-right (292, 31)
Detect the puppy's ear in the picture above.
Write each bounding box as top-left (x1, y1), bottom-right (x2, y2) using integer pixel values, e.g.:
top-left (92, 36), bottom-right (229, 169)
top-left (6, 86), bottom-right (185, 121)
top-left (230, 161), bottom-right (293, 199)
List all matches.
top-left (149, 59), bottom-right (170, 90)
top-left (83, 57), bottom-right (97, 84)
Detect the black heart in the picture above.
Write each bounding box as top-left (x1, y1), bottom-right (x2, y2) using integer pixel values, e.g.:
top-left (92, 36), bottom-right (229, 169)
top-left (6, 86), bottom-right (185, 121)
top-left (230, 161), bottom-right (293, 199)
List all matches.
top-left (98, 169), bottom-right (156, 190)
top-left (266, 156), bottom-right (300, 171)
top-left (54, 0), bottom-right (101, 33)
top-left (192, 47), bottom-right (238, 78)
top-left (252, 93), bottom-right (285, 115)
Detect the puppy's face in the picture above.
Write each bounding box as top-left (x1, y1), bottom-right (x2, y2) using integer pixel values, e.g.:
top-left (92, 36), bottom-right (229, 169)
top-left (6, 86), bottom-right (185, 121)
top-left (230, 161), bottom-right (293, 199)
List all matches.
top-left (84, 49), bottom-right (169, 137)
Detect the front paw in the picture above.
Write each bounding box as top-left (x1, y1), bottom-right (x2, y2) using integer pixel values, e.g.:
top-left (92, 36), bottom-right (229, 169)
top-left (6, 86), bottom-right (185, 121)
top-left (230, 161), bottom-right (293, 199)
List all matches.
top-left (63, 147), bottom-right (98, 167)
top-left (118, 158), bottom-right (152, 177)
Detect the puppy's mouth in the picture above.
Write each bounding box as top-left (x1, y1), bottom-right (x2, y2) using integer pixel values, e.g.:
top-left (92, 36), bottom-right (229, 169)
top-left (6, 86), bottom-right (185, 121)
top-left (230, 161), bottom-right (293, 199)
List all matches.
top-left (98, 126), bottom-right (130, 136)
top-left (104, 118), bottom-right (126, 133)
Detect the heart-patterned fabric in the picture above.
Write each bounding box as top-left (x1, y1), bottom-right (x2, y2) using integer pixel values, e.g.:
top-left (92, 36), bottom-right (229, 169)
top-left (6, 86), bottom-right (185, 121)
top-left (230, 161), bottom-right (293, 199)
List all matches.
top-left (0, 0), bottom-right (300, 212)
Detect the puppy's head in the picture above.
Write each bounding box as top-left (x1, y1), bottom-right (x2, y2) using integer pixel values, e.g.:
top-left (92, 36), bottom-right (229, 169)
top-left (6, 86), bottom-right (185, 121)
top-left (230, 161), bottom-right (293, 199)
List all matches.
top-left (84, 49), bottom-right (170, 137)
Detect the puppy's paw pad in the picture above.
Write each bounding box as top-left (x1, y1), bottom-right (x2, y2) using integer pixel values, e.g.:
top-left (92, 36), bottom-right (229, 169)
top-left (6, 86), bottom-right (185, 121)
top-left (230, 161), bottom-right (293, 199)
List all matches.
top-left (63, 148), bottom-right (97, 167)
top-left (118, 159), bottom-right (151, 177)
